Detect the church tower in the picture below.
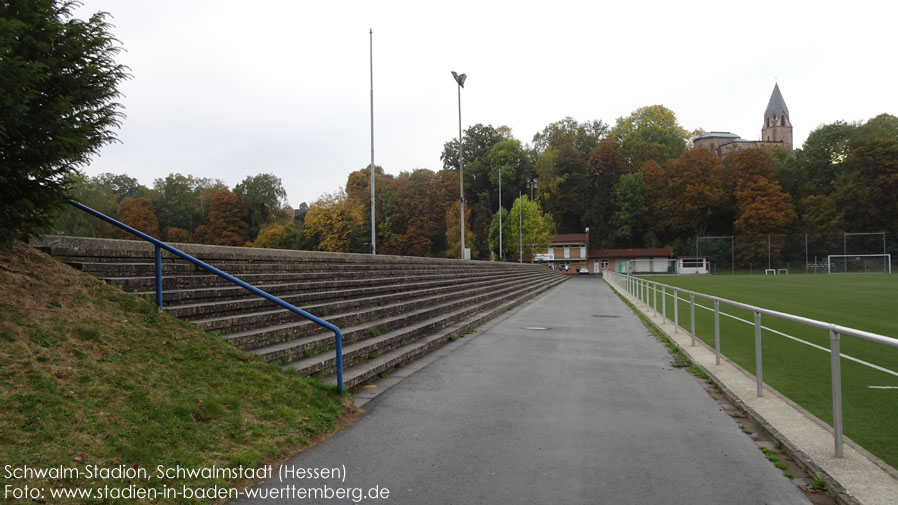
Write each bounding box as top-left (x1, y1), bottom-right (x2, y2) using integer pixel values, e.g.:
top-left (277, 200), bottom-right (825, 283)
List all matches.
top-left (761, 83), bottom-right (792, 150)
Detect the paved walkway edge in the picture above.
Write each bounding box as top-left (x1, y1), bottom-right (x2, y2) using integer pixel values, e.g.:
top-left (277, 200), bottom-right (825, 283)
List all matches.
top-left (605, 278), bottom-right (898, 505)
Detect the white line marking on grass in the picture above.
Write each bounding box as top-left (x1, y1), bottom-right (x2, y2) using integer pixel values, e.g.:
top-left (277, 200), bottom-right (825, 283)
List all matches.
top-left (868, 386), bottom-right (898, 389)
top-left (669, 294), bottom-right (898, 379)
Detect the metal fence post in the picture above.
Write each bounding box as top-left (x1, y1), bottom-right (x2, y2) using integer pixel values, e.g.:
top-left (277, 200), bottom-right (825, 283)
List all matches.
top-left (662, 285), bottom-right (667, 323)
top-left (674, 288), bottom-right (679, 334)
top-left (690, 293), bottom-right (696, 346)
top-left (830, 328), bottom-right (844, 457)
top-left (755, 310), bottom-right (763, 397)
top-left (154, 245), bottom-right (163, 310)
top-left (714, 299), bottom-right (720, 365)
top-left (653, 283), bottom-right (657, 316)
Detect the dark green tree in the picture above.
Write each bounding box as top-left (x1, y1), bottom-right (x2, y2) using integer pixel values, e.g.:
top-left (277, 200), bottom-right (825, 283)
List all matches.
top-left (834, 114), bottom-right (898, 232)
top-left (94, 173), bottom-right (146, 202)
top-left (234, 173), bottom-right (288, 237)
top-left (612, 172), bottom-right (649, 246)
top-left (1, 0), bottom-right (130, 245)
top-left (151, 173), bottom-right (199, 234)
top-left (610, 105), bottom-right (688, 171)
top-left (52, 174), bottom-right (119, 237)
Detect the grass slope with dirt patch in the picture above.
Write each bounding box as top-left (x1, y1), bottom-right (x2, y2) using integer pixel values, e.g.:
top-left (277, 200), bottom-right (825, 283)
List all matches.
top-left (0, 243), bottom-right (351, 504)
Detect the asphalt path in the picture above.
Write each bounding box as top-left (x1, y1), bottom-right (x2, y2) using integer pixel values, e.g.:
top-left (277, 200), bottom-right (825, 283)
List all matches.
top-left (233, 277), bottom-right (810, 505)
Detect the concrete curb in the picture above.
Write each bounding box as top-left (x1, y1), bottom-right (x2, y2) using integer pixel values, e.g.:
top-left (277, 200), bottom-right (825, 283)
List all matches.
top-left (605, 278), bottom-right (898, 505)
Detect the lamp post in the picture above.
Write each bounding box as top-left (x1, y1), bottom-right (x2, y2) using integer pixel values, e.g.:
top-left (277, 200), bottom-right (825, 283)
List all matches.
top-left (519, 191), bottom-right (523, 263)
top-left (498, 164), bottom-right (502, 261)
top-left (585, 227), bottom-right (590, 272)
top-left (369, 29), bottom-right (376, 254)
top-left (451, 71), bottom-right (467, 259)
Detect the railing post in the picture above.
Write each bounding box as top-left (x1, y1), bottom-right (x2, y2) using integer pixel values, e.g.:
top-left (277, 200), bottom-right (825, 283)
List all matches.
top-left (661, 285), bottom-right (666, 323)
top-left (653, 283), bottom-right (657, 317)
top-left (714, 299), bottom-right (720, 365)
top-left (830, 328), bottom-right (844, 457)
top-left (755, 310), bottom-right (763, 397)
top-left (673, 288), bottom-right (679, 334)
top-left (690, 293), bottom-right (696, 346)
top-left (335, 329), bottom-right (345, 395)
top-left (154, 245), bottom-right (163, 310)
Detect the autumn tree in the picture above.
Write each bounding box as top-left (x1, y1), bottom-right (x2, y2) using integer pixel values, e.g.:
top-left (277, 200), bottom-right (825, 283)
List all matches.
top-left (642, 148), bottom-right (728, 241)
top-left (166, 227), bottom-right (190, 243)
top-left (583, 138), bottom-right (626, 247)
top-left (729, 149), bottom-right (797, 264)
top-left (117, 198), bottom-right (160, 239)
top-left (445, 201), bottom-right (476, 259)
top-left (1, 1), bottom-right (130, 244)
top-left (203, 189), bottom-right (249, 246)
top-left (193, 177), bottom-right (228, 227)
top-left (303, 190), bottom-right (363, 252)
top-left (251, 223), bottom-right (298, 249)
top-left (345, 165), bottom-right (398, 252)
top-left (385, 169), bottom-right (456, 257)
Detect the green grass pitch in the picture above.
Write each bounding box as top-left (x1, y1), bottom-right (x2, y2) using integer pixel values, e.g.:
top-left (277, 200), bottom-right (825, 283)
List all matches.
top-left (632, 274), bottom-right (898, 470)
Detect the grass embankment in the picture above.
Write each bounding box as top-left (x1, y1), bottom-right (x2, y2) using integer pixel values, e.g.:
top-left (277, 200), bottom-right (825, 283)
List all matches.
top-left (636, 274), bottom-right (898, 470)
top-left (0, 243), bottom-right (351, 504)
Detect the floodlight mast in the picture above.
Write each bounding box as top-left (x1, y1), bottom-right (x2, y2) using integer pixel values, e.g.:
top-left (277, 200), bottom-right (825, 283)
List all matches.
top-left (452, 71), bottom-right (467, 259)
top-left (369, 29), bottom-right (376, 254)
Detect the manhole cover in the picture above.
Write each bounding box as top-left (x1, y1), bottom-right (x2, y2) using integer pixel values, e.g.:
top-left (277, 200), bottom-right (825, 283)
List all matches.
top-left (523, 326), bottom-right (550, 331)
top-left (592, 314), bottom-right (619, 318)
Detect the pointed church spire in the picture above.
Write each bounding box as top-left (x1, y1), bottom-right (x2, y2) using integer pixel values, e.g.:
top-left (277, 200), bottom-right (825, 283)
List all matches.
top-left (764, 83), bottom-right (789, 120)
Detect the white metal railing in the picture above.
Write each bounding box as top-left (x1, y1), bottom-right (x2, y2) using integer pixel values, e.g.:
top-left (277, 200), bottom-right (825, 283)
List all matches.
top-left (604, 271), bottom-right (898, 458)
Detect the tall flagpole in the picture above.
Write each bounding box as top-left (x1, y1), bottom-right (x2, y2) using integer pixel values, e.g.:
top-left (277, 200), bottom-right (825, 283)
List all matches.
top-left (369, 29), bottom-right (376, 254)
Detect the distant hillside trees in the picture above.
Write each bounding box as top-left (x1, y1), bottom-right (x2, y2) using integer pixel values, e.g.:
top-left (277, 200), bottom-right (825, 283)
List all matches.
top-left (47, 105), bottom-right (898, 261)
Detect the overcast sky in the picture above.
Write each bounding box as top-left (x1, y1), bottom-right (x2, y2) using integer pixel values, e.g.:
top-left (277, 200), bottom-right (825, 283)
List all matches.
top-left (74, 0), bottom-right (897, 208)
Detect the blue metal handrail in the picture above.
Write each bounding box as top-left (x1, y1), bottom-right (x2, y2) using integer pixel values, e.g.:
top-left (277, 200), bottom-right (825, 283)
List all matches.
top-left (67, 199), bottom-right (344, 394)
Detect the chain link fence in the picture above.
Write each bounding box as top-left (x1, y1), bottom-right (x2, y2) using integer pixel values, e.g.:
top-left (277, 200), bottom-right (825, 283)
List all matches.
top-left (694, 232), bottom-right (898, 274)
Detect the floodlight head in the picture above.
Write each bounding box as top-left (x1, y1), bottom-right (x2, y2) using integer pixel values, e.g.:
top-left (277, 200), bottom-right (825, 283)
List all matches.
top-left (451, 71), bottom-right (467, 88)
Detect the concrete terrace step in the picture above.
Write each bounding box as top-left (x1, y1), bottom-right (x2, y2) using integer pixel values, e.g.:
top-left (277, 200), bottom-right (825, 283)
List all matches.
top-left (248, 274), bottom-right (560, 364)
top-left (282, 275), bottom-right (565, 380)
top-left (100, 265), bottom-right (524, 292)
top-left (33, 235), bottom-right (568, 391)
top-left (68, 259), bottom-right (521, 277)
top-left (164, 270), bottom-right (532, 319)
top-left (212, 271), bottom-right (553, 347)
top-left (140, 271), bottom-right (508, 304)
top-left (325, 276), bottom-right (566, 389)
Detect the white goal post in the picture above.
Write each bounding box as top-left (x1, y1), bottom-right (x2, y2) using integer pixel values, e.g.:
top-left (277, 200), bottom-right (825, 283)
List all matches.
top-left (826, 254), bottom-right (892, 274)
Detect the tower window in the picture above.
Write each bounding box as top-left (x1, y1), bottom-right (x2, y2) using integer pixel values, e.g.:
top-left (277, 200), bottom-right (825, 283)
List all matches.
top-left (780, 116), bottom-right (785, 126)
top-left (766, 118), bottom-right (770, 127)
